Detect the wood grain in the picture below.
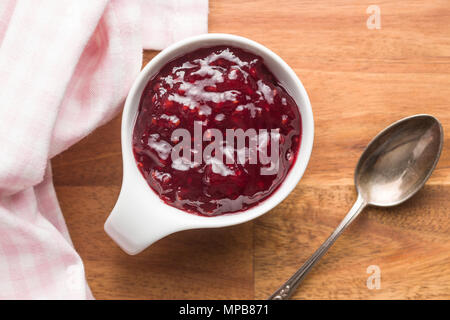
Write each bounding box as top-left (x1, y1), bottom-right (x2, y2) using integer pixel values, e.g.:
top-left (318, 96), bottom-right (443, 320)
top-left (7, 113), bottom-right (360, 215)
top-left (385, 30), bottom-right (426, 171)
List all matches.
top-left (52, 0), bottom-right (450, 299)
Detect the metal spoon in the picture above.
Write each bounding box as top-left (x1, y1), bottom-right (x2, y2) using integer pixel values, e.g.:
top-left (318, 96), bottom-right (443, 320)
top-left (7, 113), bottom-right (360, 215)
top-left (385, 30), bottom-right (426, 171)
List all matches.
top-left (269, 114), bottom-right (443, 300)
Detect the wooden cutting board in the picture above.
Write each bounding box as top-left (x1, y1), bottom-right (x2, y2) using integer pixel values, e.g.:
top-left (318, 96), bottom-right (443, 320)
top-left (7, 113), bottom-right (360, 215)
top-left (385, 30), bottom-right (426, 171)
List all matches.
top-left (52, 0), bottom-right (450, 299)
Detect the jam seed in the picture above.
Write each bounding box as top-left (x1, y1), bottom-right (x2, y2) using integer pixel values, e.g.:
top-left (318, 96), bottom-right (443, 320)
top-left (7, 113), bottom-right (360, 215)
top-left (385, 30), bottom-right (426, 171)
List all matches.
top-left (173, 118), bottom-right (181, 127)
top-left (162, 174), bottom-right (172, 184)
top-left (204, 86), bottom-right (217, 92)
top-left (286, 150), bottom-right (294, 162)
top-left (164, 100), bottom-right (174, 108)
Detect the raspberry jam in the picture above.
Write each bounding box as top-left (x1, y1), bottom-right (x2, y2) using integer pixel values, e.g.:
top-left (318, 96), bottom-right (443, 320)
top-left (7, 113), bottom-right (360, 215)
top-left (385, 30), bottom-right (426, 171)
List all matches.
top-left (133, 46), bottom-right (301, 216)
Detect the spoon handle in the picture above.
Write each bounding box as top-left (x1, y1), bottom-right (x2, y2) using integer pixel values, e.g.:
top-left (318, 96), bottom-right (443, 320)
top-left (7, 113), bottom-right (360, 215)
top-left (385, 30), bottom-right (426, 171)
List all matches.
top-left (268, 194), bottom-right (367, 300)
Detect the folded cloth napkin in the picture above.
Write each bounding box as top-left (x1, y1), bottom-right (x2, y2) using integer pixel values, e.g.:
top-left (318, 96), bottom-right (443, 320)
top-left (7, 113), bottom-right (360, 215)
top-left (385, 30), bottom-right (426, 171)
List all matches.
top-left (0, 0), bottom-right (208, 299)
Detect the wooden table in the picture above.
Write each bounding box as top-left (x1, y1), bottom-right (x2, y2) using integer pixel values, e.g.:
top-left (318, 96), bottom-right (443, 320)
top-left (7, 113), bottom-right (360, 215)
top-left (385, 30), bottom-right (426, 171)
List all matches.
top-left (52, 0), bottom-right (450, 299)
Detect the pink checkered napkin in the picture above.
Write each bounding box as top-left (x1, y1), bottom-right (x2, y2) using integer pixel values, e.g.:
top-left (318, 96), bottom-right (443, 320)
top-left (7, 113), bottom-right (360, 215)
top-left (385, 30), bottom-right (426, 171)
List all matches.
top-left (0, 0), bottom-right (208, 299)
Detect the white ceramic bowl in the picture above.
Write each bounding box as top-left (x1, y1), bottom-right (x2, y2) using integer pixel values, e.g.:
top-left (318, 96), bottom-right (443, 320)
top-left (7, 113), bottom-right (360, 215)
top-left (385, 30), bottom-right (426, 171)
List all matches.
top-left (104, 33), bottom-right (314, 254)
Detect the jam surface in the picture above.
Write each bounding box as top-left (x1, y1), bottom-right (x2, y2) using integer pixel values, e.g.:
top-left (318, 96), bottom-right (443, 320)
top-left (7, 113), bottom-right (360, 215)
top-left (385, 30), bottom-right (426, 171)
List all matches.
top-left (133, 46), bottom-right (301, 216)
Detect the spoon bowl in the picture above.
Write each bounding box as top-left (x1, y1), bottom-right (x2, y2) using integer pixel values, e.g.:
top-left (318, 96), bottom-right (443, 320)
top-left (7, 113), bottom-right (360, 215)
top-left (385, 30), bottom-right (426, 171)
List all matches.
top-left (356, 114), bottom-right (443, 207)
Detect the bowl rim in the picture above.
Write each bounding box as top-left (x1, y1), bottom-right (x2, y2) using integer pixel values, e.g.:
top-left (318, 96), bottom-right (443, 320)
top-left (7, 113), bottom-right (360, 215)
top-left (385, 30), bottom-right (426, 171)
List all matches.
top-left (121, 33), bottom-right (314, 229)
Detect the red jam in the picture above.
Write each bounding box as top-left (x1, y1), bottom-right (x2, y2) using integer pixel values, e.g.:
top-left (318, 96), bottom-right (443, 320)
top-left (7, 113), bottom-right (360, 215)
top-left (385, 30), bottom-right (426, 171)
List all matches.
top-left (133, 46), bottom-right (301, 216)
